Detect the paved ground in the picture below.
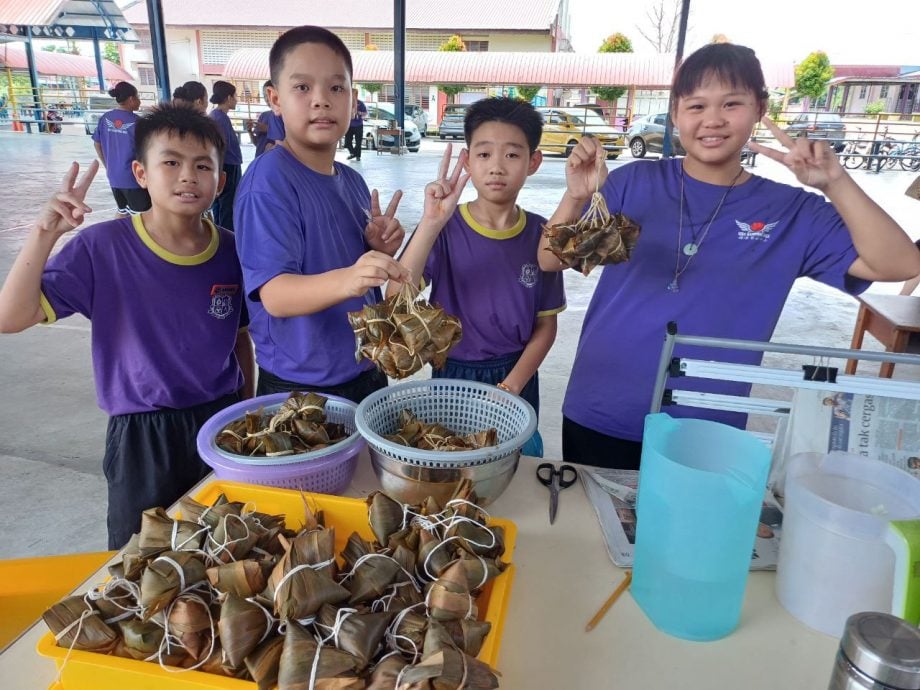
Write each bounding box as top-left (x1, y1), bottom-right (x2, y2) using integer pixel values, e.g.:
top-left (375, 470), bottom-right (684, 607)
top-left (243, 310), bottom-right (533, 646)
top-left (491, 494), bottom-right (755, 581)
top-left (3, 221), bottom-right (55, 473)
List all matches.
top-left (1, 128), bottom-right (919, 557)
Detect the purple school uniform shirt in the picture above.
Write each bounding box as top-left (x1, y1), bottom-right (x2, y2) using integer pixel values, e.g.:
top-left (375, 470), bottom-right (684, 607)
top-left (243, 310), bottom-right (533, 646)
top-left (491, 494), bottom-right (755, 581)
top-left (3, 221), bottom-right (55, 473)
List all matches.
top-left (564, 158), bottom-right (870, 442)
top-left (234, 146), bottom-right (379, 386)
top-left (267, 113), bottom-right (285, 143)
top-left (253, 110), bottom-right (277, 157)
top-left (92, 108), bottom-right (140, 188)
top-left (40, 216), bottom-right (245, 416)
top-left (210, 109), bottom-right (243, 165)
top-left (424, 204), bottom-right (566, 361)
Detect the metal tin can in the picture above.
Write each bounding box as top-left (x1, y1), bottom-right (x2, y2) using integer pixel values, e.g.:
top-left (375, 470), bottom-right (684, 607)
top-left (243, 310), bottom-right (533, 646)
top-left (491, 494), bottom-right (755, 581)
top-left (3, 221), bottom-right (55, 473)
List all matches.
top-left (828, 612), bottom-right (920, 689)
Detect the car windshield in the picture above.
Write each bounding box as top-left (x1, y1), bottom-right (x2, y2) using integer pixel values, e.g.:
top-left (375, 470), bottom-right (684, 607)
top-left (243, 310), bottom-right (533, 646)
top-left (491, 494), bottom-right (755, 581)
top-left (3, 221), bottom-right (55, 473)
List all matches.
top-left (563, 111), bottom-right (609, 127)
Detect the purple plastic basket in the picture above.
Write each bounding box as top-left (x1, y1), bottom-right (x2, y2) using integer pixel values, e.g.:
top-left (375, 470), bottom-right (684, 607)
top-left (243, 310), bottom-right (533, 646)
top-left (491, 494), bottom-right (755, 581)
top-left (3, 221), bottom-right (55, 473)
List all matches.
top-left (196, 392), bottom-right (366, 495)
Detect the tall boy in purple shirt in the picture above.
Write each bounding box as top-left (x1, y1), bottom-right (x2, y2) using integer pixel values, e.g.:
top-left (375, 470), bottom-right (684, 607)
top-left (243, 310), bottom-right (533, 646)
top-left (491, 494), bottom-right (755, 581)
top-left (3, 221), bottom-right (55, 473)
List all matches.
top-left (0, 105), bottom-right (254, 548)
top-left (234, 26), bottom-right (409, 402)
top-left (395, 97), bottom-right (566, 456)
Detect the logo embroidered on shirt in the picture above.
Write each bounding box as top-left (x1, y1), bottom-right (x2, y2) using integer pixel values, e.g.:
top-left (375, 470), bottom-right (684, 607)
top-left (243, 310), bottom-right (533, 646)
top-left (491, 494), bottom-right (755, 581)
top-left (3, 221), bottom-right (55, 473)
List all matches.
top-left (518, 263), bottom-right (538, 288)
top-left (105, 118), bottom-right (135, 135)
top-left (735, 220), bottom-right (779, 242)
top-left (208, 284), bottom-right (239, 320)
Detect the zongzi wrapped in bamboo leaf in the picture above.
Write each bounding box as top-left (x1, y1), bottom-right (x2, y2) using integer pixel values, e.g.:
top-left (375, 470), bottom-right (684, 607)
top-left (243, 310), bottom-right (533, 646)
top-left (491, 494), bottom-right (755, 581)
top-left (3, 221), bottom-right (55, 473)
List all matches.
top-left (43, 596), bottom-right (118, 653)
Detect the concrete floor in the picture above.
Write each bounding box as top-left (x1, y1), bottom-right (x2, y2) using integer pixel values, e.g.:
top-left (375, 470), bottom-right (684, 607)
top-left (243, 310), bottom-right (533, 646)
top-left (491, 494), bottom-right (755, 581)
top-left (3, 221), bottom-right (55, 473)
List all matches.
top-left (1, 128), bottom-right (918, 557)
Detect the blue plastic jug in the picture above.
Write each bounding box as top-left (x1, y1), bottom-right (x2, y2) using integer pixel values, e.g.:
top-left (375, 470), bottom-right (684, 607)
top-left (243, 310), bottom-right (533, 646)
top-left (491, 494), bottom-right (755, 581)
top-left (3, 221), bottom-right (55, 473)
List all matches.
top-left (631, 413), bottom-right (771, 641)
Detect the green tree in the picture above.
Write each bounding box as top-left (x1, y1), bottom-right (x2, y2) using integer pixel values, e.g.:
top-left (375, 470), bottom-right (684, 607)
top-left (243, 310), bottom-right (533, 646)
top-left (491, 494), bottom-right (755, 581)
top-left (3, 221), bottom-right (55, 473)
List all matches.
top-left (516, 86), bottom-right (541, 102)
top-left (864, 100), bottom-right (886, 115)
top-left (592, 32), bottom-right (633, 103)
top-left (103, 42), bottom-right (121, 66)
top-left (437, 35), bottom-right (466, 102)
top-left (794, 51), bottom-right (834, 102)
top-left (361, 83), bottom-right (383, 99)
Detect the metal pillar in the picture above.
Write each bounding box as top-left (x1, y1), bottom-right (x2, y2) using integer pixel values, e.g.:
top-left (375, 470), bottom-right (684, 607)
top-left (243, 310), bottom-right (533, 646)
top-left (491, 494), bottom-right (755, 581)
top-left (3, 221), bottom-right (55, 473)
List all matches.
top-left (24, 28), bottom-right (43, 131)
top-left (662, 0), bottom-right (691, 158)
top-left (92, 31), bottom-right (106, 93)
top-left (146, 0), bottom-right (171, 102)
top-left (393, 0), bottom-right (407, 146)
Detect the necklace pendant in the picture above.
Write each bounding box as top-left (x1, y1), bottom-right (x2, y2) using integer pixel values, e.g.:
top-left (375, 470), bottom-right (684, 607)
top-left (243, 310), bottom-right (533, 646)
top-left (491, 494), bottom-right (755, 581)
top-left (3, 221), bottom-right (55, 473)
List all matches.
top-left (683, 242), bottom-right (699, 256)
top-left (667, 279), bottom-right (680, 293)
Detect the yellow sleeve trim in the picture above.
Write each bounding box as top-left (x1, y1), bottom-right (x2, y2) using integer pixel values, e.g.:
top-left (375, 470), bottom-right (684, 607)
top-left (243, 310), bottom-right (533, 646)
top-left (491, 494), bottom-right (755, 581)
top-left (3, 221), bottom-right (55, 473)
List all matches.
top-left (537, 304), bottom-right (566, 318)
top-left (39, 292), bottom-right (57, 325)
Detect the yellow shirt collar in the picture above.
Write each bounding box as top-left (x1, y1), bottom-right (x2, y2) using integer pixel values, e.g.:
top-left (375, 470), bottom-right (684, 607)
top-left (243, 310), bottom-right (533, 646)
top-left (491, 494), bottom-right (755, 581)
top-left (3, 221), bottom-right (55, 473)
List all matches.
top-left (460, 203), bottom-right (526, 240)
top-left (132, 214), bottom-right (219, 265)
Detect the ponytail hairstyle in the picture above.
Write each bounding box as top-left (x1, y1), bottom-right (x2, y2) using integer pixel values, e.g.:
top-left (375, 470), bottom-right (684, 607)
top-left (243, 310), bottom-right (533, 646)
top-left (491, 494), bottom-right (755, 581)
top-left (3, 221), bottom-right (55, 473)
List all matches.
top-left (108, 81), bottom-right (138, 104)
top-left (172, 81), bottom-right (208, 106)
top-left (210, 80), bottom-right (236, 105)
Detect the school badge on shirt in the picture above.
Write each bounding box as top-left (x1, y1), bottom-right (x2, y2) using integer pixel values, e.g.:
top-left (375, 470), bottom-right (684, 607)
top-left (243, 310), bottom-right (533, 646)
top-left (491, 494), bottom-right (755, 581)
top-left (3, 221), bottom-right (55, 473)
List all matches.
top-left (208, 284), bottom-right (239, 320)
top-left (735, 219), bottom-right (779, 242)
top-left (518, 263), bottom-right (538, 288)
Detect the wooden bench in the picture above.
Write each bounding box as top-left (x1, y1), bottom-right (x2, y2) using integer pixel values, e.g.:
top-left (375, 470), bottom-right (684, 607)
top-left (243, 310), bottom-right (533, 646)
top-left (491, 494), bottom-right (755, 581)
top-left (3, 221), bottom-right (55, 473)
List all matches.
top-left (846, 293), bottom-right (920, 377)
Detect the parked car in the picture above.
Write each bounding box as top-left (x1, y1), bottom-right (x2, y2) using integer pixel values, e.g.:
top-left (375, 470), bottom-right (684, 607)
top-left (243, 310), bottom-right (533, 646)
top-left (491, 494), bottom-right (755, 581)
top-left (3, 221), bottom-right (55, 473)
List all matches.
top-left (439, 104), bottom-right (468, 140)
top-left (536, 106), bottom-right (624, 158)
top-left (626, 112), bottom-right (685, 158)
top-left (785, 112), bottom-right (846, 152)
top-left (83, 95), bottom-right (118, 135)
top-left (363, 103), bottom-right (422, 152)
top-left (403, 104), bottom-right (428, 136)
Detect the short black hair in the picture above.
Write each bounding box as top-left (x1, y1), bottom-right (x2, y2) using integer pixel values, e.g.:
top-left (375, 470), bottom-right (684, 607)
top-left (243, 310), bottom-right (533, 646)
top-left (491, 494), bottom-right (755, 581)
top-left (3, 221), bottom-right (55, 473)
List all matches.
top-left (210, 80), bottom-right (236, 105)
top-left (134, 103), bottom-right (226, 166)
top-left (672, 43), bottom-right (769, 108)
top-left (464, 97), bottom-right (543, 153)
top-left (269, 26), bottom-right (353, 87)
top-left (108, 81), bottom-right (137, 104)
top-left (172, 81), bottom-right (207, 105)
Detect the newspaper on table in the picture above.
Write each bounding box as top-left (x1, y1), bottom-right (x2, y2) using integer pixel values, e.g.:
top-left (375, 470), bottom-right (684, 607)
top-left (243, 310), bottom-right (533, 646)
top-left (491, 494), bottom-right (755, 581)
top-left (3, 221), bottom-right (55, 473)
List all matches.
top-left (582, 468), bottom-right (781, 570)
top-left (776, 389), bottom-right (920, 481)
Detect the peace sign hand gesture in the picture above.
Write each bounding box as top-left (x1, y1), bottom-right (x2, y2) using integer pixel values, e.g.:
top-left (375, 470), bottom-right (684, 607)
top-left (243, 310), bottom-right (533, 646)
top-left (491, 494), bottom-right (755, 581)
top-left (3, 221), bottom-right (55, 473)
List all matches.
top-left (422, 144), bottom-right (470, 226)
top-left (365, 188), bottom-right (405, 257)
top-left (748, 116), bottom-right (845, 191)
top-left (36, 161), bottom-right (99, 236)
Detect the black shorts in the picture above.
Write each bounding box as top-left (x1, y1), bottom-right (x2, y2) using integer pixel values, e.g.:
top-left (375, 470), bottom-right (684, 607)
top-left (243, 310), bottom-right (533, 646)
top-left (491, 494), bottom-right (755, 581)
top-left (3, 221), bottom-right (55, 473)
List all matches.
top-left (562, 416), bottom-right (643, 470)
top-left (103, 392), bottom-right (239, 549)
top-left (112, 187), bottom-right (152, 214)
top-left (256, 366), bottom-right (387, 403)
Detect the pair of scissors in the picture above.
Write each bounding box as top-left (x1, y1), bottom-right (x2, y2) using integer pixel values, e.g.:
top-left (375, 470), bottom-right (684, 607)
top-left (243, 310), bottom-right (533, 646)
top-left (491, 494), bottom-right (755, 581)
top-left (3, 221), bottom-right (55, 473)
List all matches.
top-left (536, 463), bottom-right (578, 525)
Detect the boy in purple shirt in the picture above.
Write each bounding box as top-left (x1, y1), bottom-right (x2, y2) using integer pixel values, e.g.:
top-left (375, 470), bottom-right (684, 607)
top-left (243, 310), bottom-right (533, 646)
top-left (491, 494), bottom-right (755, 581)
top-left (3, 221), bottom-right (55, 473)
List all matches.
top-left (539, 43), bottom-right (920, 469)
top-left (234, 26), bottom-right (408, 402)
top-left (247, 80), bottom-right (284, 157)
top-left (92, 81), bottom-right (150, 214)
top-left (209, 81), bottom-right (243, 231)
top-left (395, 97), bottom-right (566, 456)
top-left (0, 104), bottom-right (254, 547)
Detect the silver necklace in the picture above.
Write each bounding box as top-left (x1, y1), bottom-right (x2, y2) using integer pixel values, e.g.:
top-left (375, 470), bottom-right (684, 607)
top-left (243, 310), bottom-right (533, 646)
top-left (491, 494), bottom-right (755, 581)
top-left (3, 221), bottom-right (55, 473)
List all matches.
top-left (668, 166), bottom-right (745, 293)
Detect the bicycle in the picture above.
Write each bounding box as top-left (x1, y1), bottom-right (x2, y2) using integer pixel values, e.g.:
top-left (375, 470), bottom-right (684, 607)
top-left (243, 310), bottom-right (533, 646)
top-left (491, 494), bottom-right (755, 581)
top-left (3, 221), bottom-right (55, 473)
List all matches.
top-left (839, 136), bottom-right (870, 170)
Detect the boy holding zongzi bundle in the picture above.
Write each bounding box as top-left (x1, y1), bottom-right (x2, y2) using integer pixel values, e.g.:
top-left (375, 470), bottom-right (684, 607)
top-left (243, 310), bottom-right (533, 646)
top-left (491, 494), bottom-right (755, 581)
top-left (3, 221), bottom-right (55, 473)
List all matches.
top-left (234, 26), bottom-right (410, 402)
top-left (0, 104), bottom-right (254, 549)
top-left (393, 97), bottom-right (566, 457)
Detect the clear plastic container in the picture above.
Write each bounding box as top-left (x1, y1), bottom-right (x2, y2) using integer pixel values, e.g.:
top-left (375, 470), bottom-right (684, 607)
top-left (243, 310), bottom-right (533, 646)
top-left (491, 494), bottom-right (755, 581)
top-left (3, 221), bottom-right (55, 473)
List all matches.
top-left (631, 413), bottom-right (771, 641)
top-left (777, 452), bottom-right (920, 637)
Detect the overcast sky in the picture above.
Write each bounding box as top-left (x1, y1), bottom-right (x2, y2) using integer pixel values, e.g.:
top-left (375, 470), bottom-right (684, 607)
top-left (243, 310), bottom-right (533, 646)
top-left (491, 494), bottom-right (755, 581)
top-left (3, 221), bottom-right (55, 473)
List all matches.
top-left (569, 0), bottom-right (920, 66)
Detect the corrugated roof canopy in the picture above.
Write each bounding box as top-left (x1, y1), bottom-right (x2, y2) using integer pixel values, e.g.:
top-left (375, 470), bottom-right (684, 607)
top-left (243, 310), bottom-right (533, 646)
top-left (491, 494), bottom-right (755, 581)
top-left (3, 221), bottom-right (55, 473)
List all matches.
top-left (224, 49), bottom-right (795, 89)
top-left (0, 42), bottom-right (134, 81)
top-left (0, 0), bottom-right (134, 41)
top-left (121, 0), bottom-right (560, 32)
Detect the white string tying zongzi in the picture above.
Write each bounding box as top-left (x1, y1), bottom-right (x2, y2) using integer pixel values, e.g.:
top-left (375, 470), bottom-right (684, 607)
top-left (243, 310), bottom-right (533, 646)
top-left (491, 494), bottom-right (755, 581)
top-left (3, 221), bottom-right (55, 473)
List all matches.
top-left (85, 577), bottom-right (144, 622)
top-left (420, 526), bottom-right (497, 582)
top-left (243, 596), bottom-right (278, 644)
top-left (339, 552), bottom-right (422, 593)
top-left (272, 558), bottom-right (337, 610)
top-left (308, 631), bottom-right (324, 690)
top-left (385, 601), bottom-right (426, 662)
top-left (424, 581), bottom-right (475, 621)
top-left (52, 604), bottom-right (98, 686)
top-left (371, 580), bottom-right (420, 613)
top-left (155, 591), bottom-right (217, 674)
top-left (205, 513), bottom-right (253, 563)
top-left (170, 519), bottom-right (209, 552)
top-left (154, 554), bottom-right (187, 594)
top-left (315, 606), bottom-right (358, 647)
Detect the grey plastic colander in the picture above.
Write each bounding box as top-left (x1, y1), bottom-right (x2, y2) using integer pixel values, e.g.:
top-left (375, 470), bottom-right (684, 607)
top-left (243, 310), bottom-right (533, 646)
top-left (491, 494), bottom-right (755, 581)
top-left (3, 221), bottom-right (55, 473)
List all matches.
top-left (355, 379), bottom-right (537, 469)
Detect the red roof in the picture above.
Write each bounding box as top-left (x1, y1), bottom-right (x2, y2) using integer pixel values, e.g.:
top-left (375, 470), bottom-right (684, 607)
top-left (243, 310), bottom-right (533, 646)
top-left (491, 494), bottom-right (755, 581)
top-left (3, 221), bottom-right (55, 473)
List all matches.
top-left (224, 49), bottom-right (796, 88)
top-left (831, 65), bottom-right (902, 78)
top-left (0, 42), bottom-right (135, 81)
top-left (0, 0), bottom-right (65, 25)
top-left (121, 0), bottom-right (561, 31)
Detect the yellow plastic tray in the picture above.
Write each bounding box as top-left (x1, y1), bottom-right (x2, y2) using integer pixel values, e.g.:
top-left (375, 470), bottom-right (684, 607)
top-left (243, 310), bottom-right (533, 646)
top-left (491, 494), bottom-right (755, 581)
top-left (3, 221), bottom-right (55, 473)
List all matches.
top-left (37, 480), bottom-right (516, 689)
top-left (0, 551), bottom-right (114, 651)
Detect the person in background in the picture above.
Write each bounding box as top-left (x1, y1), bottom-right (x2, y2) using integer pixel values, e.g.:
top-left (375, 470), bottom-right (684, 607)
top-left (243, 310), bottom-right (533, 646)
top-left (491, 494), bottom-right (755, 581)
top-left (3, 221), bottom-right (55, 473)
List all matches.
top-left (345, 88), bottom-right (367, 161)
top-left (247, 80), bottom-right (283, 157)
top-left (0, 104), bottom-right (253, 548)
top-left (209, 80), bottom-right (243, 232)
top-left (92, 81), bottom-right (151, 214)
top-left (540, 42), bottom-right (920, 470)
top-left (234, 26), bottom-right (409, 403)
top-left (172, 81), bottom-right (208, 113)
top-left (899, 176), bottom-right (920, 296)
